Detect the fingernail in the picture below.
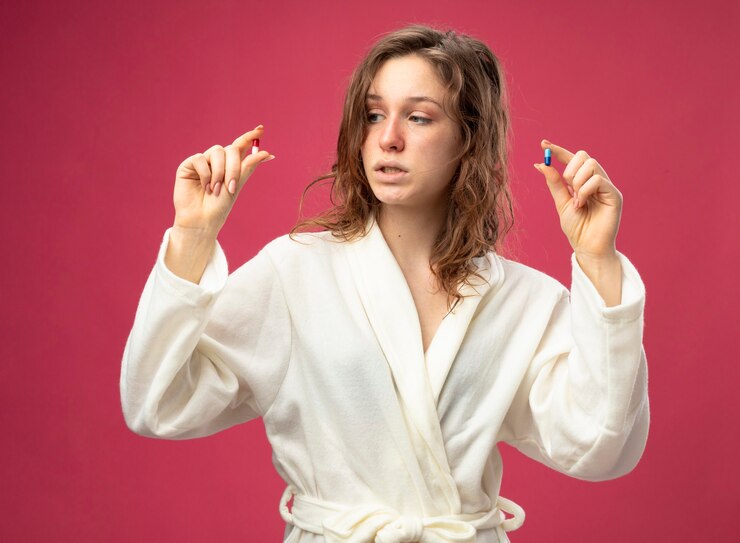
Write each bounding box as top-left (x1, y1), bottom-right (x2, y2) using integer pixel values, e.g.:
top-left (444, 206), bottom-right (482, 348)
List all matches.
top-left (228, 179), bottom-right (236, 194)
top-left (533, 163), bottom-right (541, 172)
top-left (212, 182), bottom-right (220, 197)
top-left (543, 139), bottom-right (552, 145)
top-left (264, 155), bottom-right (276, 162)
top-left (255, 124), bottom-right (264, 130)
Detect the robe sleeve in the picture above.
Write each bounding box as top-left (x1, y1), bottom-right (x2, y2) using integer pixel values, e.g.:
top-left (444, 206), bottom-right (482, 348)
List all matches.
top-left (120, 228), bottom-right (292, 440)
top-left (501, 250), bottom-right (650, 481)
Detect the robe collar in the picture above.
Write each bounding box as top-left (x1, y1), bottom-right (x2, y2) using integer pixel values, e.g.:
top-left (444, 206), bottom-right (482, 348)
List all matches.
top-left (344, 212), bottom-right (503, 514)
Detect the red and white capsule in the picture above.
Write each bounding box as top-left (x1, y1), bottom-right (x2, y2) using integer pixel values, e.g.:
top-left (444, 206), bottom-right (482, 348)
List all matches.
top-left (251, 139), bottom-right (260, 155)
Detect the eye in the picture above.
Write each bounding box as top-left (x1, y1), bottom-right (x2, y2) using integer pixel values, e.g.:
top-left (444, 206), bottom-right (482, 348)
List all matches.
top-left (367, 112), bottom-right (383, 123)
top-left (409, 115), bottom-right (431, 125)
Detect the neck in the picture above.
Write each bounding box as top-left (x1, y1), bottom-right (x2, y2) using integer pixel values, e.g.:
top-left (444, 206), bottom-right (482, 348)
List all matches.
top-left (375, 203), bottom-right (447, 270)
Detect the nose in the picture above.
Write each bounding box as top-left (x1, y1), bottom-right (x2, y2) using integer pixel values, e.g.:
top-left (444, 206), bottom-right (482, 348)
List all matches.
top-left (379, 116), bottom-right (404, 152)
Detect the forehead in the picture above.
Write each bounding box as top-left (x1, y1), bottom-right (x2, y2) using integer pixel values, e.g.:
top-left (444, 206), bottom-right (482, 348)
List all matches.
top-left (367, 55), bottom-right (445, 101)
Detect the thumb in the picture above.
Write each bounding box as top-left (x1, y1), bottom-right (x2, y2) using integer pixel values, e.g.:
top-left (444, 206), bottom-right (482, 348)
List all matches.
top-left (233, 151), bottom-right (275, 192)
top-left (534, 162), bottom-right (571, 211)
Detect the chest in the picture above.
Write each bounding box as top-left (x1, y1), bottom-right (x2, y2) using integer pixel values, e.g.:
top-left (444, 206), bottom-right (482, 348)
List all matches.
top-left (404, 270), bottom-right (451, 354)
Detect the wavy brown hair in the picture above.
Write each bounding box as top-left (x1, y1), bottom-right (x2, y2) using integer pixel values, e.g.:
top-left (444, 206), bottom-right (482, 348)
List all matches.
top-left (291, 24), bottom-right (513, 310)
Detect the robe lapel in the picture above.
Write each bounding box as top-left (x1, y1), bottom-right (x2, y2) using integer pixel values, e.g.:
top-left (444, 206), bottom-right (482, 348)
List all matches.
top-left (344, 215), bottom-right (501, 515)
top-left (425, 253), bottom-right (502, 405)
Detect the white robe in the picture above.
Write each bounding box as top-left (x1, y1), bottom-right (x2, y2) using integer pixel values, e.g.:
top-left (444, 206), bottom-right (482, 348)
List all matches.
top-left (120, 215), bottom-right (649, 542)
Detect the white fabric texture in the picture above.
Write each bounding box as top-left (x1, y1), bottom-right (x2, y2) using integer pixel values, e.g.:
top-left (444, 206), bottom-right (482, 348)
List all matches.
top-left (120, 215), bottom-right (649, 542)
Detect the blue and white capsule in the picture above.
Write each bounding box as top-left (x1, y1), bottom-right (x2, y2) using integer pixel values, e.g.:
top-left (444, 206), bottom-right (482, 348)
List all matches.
top-left (544, 148), bottom-right (552, 166)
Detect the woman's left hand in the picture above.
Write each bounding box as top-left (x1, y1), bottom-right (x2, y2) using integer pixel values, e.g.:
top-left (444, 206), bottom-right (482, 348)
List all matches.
top-left (534, 140), bottom-right (622, 259)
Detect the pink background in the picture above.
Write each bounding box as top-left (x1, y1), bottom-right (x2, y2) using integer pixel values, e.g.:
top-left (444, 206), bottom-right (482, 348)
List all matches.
top-left (2, 0), bottom-right (738, 541)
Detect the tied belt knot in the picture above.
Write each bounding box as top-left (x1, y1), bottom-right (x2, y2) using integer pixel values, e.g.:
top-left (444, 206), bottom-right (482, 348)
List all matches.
top-left (279, 485), bottom-right (525, 543)
top-left (376, 516), bottom-right (423, 543)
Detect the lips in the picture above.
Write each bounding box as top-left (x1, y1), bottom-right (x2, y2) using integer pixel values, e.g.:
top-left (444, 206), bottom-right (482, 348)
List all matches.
top-left (374, 160), bottom-right (408, 174)
top-left (374, 167), bottom-right (408, 182)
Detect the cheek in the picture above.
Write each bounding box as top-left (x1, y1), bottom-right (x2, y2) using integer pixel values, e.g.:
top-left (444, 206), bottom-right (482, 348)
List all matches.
top-left (429, 134), bottom-right (460, 166)
top-left (445, 128), bottom-right (463, 152)
top-left (361, 130), bottom-right (374, 155)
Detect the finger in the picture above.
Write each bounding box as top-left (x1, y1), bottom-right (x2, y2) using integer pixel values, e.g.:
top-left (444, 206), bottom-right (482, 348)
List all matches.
top-left (191, 153), bottom-right (212, 193)
top-left (232, 151), bottom-right (275, 194)
top-left (572, 157), bottom-right (601, 197)
top-left (224, 144), bottom-right (242, 195)
top-left (562, 150), bottom-right (590, 188)
top-left (574, 174), bottom-right (619, 209)
top-left (575, 174), bottom-right (598, 208)
top-left (540, 139), bottom-right (575, 166)
top-left (203, 144), bottom-right (225, 192)
top-left (232, 125), bottom-right (266, 160)
top-left (534, 162), bottom-right (571, 213)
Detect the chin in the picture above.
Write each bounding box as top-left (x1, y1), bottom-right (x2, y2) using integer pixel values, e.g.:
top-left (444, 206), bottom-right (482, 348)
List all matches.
top-left (369, 185), bottom-right (412, 207)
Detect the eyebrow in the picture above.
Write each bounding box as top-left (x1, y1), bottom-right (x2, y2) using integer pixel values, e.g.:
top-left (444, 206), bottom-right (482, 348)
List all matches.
top-left (365, 94), bottom-right (443, 108)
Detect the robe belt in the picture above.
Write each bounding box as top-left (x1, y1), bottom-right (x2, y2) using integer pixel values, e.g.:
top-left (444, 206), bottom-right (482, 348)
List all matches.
top-left (279, 485), bottom-right (525, 543)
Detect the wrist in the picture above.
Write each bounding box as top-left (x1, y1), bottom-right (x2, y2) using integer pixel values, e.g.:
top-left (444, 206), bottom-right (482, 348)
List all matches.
top-left (574, 248), bottom-right (619, 267)
top-left (574, 249), bottom-right (623, 307)
top-left (170, 222), bottom-right (220, 244)
top-left (165, 226), bottom-right (218, 285)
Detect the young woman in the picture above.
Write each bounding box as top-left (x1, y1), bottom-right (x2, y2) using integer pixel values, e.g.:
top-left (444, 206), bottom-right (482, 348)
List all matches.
top-left (121, 25), bottom-right (649, 542)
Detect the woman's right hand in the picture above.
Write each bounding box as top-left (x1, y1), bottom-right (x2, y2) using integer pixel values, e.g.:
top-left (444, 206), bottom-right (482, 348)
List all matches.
top-left (172, 125), bottom-right (275, 237)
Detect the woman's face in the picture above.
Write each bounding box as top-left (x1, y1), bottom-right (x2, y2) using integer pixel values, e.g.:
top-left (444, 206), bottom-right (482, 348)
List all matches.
top-left (361, 55), bottom-right (462, 212)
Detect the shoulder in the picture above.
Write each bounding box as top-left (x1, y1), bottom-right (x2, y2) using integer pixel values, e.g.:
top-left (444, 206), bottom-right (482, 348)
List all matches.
top-left (491, 253), bottom-right (568, 300)
top-left (227, 230), bottom-right (345, 289)
top-left (261, 229), bottom-right (348, 268)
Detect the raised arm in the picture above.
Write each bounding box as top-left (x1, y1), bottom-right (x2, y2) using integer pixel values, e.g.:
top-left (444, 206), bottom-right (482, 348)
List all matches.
top-left (534, 138), bottom-right (624, 307)
top-left (503, 139), bottom-right (650, 479)
top-left (119, 127), bottom-right (290, 439)
top-left (165, 125), bottom-right (274, 284)
top-left (501, 251), bottom-right (649, 480)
